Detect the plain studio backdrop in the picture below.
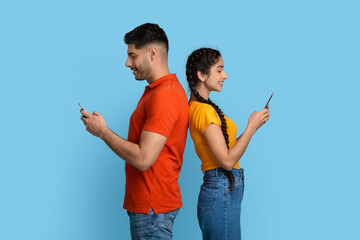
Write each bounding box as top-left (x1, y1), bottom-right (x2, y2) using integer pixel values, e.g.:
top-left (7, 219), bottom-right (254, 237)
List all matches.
top-left (1, 0), bottom-right (359, 239)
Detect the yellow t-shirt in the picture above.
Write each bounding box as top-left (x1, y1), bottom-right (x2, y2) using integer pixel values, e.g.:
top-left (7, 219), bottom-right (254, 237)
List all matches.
top-left (189, 101), bottom-right (239, 171)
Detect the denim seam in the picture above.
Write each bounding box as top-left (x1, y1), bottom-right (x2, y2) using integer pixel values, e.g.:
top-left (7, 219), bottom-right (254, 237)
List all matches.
top-left (241, 175), bottom-right (245, 202)
top-left (223, 181), bottom-right (227, 240)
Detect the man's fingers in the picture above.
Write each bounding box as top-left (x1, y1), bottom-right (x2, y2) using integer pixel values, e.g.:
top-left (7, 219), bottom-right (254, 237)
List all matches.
top-left (81, 115), bottom-right (88, 123)
top-left (93, 111), bottom-right (100, 116)
top-left (81, 109), bottom-right (92, 118)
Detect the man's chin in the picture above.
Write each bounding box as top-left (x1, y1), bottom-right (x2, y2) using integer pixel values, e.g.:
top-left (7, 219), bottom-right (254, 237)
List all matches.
top-left (134, 76), bottom-right (146, 81)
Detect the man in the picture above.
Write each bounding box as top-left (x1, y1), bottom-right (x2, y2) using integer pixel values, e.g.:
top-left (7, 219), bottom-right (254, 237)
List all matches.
top-left (80, 23), bottom-right (189, 239)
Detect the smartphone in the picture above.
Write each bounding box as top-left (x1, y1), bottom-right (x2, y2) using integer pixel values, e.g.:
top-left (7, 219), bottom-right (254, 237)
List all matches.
top-left (78, 103), bottom-right (86, 111)
top-left (264, 93), bottom-right (274, 108)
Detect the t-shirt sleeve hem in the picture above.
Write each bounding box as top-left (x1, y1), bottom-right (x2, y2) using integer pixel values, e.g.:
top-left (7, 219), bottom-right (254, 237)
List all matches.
top-left (142, 126), bottom-right (170, 138)
top-left (201, 121), bottom-right (221, 134)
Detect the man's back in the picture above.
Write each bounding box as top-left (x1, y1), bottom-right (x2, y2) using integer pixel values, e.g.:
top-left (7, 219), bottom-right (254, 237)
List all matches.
top-left (124, 74), bottom-right (189, 214)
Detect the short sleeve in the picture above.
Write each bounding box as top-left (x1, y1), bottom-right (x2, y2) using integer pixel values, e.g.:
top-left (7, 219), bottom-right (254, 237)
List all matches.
top-left (143, 91), bottom-right (181, 138)
top-left (192, 104), bottom-right (221, 134)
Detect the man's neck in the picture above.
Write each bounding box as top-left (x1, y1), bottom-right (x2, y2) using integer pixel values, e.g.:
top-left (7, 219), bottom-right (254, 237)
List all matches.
top-left (146, 66), bottom-right (171, 84)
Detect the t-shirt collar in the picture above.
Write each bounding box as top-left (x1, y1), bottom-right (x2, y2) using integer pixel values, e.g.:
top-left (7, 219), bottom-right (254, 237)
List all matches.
top-left (147, 73), bottom-right (177, 89)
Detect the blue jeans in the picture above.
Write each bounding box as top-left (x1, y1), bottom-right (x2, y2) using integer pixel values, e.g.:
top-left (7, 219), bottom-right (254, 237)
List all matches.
top-left (127, 208), bottom-right (180, 240)
top-left (197, 168), bottom-right (245, 240)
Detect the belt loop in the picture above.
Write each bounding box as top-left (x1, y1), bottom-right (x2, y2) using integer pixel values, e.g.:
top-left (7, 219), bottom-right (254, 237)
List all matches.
top-left (215, 168), bottom-right (219, 177)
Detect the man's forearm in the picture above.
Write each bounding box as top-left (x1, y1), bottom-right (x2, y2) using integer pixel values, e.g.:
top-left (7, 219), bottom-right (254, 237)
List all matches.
top-left (100, 127), bottom-right (144, 169)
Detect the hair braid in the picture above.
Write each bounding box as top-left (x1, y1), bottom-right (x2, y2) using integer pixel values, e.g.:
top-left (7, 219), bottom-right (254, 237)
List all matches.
top-left (186, 48), bottom-right (235, 190)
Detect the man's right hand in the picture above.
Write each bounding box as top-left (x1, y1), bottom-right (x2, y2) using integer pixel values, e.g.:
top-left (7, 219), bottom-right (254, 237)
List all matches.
top-left (80, 109), bottom-right (109, 139)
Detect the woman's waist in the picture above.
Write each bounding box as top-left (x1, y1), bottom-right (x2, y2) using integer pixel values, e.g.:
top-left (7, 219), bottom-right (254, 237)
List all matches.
top-left (203, 167), bottom-right (244, 178)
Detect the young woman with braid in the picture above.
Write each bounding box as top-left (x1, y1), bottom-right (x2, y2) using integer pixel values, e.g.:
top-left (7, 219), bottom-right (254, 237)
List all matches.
top-left (186, 48), bottom-right (270, 240)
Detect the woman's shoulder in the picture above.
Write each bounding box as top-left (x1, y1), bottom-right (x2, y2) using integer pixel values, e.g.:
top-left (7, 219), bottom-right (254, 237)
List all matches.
top-left (189, 101), bottom-right (215, 113)
top-left (189, 101), bottom-right (220, 126)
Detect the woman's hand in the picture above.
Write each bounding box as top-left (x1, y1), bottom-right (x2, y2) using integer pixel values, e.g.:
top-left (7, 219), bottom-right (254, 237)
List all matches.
top-left (246, 108), bottom-right (270, 133)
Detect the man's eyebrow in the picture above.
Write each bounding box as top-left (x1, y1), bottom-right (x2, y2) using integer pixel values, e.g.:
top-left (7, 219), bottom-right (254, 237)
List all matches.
top-left (217, 65), bottom-right (224, 68)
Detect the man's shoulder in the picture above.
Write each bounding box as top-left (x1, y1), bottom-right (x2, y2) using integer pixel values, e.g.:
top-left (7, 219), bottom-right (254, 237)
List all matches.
top-left (152, 80), bottom-right (187, 102)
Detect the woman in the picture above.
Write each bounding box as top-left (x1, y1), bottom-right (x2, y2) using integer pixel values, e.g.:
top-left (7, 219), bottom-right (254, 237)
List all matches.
top-left (186, 48), bottom-right (270, 240)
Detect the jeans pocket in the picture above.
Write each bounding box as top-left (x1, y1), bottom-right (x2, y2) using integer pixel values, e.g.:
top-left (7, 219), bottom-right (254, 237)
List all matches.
top-left (128, 209), bottom-right (153, 225)
top-left (197, 183), bottom-right (219, 213)
top-left (232, 176), bottom-right (242, 191)
top-left (164, 208), bottom-right (179, 232)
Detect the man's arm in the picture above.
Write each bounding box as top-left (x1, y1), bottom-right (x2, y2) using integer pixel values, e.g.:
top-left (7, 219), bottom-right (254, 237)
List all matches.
top-left (80, 109), bottom-right (167, 171)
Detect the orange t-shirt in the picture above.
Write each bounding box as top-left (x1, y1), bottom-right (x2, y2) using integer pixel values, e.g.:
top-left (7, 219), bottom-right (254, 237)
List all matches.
top-left (123, 74), bottom-right (189, 214)
top-left (189, 101), bottom-right (239, 171)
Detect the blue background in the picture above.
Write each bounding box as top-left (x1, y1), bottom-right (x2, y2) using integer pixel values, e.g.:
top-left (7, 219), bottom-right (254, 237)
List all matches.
top-left (1, 0), bottom-right (359, 239)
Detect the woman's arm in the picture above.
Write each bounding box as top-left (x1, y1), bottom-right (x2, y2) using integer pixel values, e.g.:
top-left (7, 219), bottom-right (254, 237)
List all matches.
top-left (203, 108), bottom-right (270, 171)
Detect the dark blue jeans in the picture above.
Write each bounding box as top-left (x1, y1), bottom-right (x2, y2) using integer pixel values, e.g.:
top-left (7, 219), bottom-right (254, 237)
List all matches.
top-left (197, 168), bottom-right (245, 240)
top-left (127, 208), bottom-right (179, 240)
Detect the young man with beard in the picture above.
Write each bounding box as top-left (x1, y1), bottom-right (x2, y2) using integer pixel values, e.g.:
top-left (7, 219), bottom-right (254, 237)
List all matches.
top-left (80, 23), bottom-right (189, 239)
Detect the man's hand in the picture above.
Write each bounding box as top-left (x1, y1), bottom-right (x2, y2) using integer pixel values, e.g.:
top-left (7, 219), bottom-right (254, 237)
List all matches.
top-left (80, 109), bottom-right (168, 171)
top-left (80, 109), bottom-right (108, 138)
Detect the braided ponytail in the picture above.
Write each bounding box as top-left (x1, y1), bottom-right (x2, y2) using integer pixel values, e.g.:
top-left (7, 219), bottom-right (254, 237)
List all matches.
top-left (186, 48), bottom-right (235, 190)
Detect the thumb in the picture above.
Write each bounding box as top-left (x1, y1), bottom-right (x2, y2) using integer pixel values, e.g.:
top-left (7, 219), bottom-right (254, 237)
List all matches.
top-left (81, 109), bottom-right (91, 118)
top-left (93, 111), bottom-right (100, 116)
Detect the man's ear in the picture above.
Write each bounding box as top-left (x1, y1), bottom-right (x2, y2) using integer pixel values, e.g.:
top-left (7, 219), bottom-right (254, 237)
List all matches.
top-left (197, 70), bottom-right (207, 82)
top-left (148, 46), bottom-right (158, 61)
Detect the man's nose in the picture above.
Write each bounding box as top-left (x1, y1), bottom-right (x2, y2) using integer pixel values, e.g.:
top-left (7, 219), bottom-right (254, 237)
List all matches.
top-left (125, 57), bottom-right (131, 68)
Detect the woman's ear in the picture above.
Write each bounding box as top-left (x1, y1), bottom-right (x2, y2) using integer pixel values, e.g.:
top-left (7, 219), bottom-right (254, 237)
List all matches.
top-left (197, 70), bottom-right (207, 82)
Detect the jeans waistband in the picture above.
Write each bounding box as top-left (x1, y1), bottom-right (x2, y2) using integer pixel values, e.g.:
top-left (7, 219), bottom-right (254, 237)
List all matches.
top-left (203, 167), bottom-right (244, 178)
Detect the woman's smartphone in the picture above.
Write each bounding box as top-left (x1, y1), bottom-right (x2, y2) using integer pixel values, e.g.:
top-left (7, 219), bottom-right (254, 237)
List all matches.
top-left (264, 93), bottom-right (274, 108)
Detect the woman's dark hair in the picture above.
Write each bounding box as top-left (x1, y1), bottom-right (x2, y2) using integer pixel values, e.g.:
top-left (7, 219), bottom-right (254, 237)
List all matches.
top-left (186, 48), bottom-right (235, 190)
top-left (124, 23), bottom-right (169, 52)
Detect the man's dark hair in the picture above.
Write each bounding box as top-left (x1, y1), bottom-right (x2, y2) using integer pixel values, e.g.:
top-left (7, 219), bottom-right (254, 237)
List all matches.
top-left (124, 23), bottom-right (169, 52)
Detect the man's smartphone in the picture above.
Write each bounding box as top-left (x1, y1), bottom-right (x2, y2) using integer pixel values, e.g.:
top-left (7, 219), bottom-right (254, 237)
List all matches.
top-left (79, 103), bottom-right (87, 118)
top-left (264, 93), bottom-right (274, 108)
top-left (78, 103), bottom-right (86, 111)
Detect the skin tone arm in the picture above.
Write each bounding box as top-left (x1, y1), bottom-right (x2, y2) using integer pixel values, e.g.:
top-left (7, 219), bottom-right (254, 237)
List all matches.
top-left (203, 107), bottom-right (270, 171)
top-left (80, 109), bottom-right (167, 171)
